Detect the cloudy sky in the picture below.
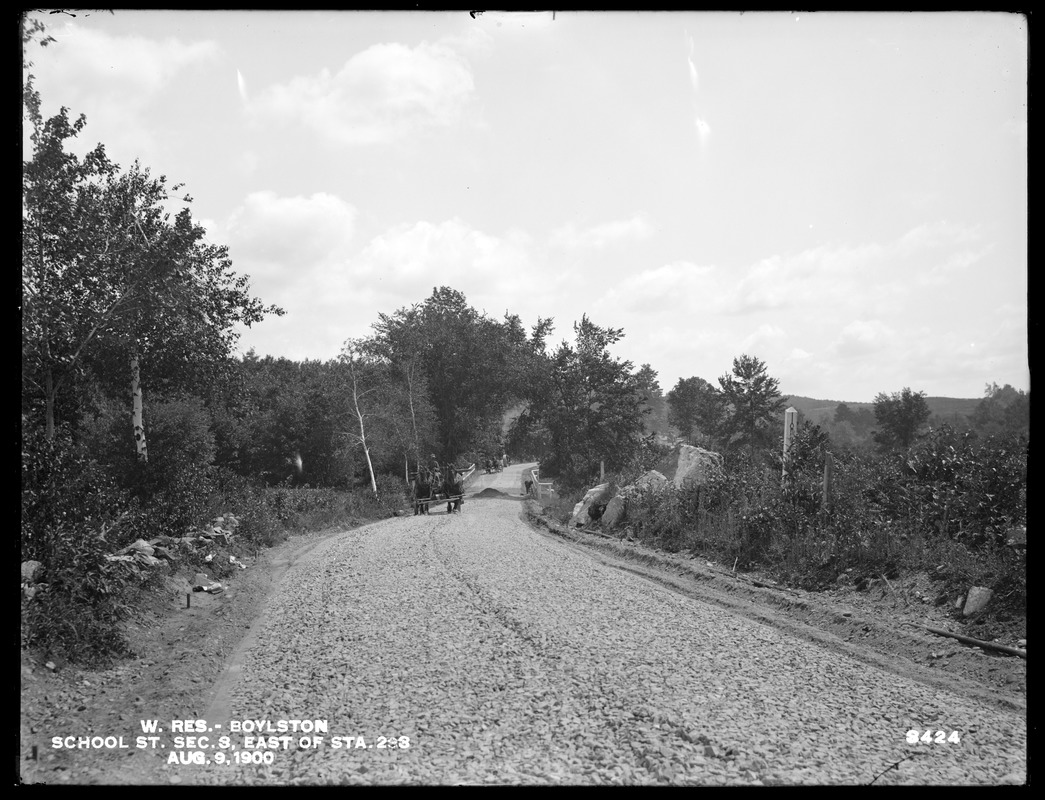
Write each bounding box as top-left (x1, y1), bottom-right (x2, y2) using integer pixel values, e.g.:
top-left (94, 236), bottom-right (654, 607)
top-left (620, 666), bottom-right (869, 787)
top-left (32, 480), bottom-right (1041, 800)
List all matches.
top-left (22, 10), bottom-right (1027, 402)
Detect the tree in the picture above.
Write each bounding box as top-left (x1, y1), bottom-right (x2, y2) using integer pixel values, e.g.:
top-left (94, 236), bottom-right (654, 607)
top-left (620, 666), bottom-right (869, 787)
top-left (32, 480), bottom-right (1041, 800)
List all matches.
top-left (339, 341), bottom-right (386, 494)
top-left (717, 355), bottom-right (788, 457)
top-left (521, 315), bottom-right (647, 488)
top-left (634, 364), bottom-right (669, 436)
top-left (971, 382), bottom-right (1029, 438)
top-left (667, 376), bottom-right (723, 444)
top-left (22, 103), bottom-right (120, 440)
top-left (361, 304), bottom-right (438, 466)
top-left (369, 287), bottom-right (532, 461)
top-left (23, 102), bottom-right (282, 461)
top-left (872, 387), bottom-right (930, 450)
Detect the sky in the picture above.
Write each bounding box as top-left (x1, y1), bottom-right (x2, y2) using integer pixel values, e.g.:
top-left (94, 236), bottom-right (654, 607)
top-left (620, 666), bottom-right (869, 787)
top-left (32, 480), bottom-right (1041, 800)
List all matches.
top-left (22, 10), bottom-right (1028, 403)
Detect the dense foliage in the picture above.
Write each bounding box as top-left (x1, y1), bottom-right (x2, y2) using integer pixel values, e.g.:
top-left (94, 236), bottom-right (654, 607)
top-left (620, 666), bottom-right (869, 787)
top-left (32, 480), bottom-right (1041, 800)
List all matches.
top-left (508, 315), bottom-right (650, 489)
top-left (583, 421), bottom-right (1027, 612)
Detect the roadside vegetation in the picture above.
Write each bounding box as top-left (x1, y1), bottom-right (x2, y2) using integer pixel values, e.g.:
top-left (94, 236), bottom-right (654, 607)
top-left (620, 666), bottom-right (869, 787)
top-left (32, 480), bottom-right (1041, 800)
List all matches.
top-left (545, 373), bottom-right (1027, 621)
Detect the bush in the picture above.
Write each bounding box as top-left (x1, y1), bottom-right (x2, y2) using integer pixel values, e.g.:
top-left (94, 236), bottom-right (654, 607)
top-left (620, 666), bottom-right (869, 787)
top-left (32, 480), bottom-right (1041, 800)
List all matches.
top-left (21, 427), bottom-right (138, 663)
top-left (901, 426), bottom-right (1027, 547)
top-left (614, 427), bottom-right (1026, 605)
top-left (80, 396), bottom-right (219, 539)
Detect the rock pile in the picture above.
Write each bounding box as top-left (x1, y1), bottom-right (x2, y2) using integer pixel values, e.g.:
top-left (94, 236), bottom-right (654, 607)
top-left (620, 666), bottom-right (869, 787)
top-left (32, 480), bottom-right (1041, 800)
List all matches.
top-left (20, 514), bottom-right (247, 602)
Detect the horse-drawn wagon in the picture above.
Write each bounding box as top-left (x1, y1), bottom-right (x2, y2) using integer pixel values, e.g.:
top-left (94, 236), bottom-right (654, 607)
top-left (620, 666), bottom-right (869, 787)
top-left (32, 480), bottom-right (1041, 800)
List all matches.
top-left (409, 461), bottom-right (471, 515)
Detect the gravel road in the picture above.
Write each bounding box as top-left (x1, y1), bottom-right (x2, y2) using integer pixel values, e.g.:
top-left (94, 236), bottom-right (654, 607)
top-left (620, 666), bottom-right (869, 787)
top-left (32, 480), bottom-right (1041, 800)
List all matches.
top-left (174, 464), bottom-right (1025, 786)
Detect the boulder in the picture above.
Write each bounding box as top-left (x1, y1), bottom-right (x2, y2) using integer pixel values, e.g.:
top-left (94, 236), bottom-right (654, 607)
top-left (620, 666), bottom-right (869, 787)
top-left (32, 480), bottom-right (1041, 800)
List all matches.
top-left (674, 445), bottom-right (724, 490)
top-left (963, 586), bottom-right (993, 617)
top-left (120, 539), bottom-right (155, 557)
top-left (570, 483), bottom-right (610, 528)
top-left (21, 560), bottom-right (43, 584)
top-left (601, 495), bottom-right (627, 528)
top-left (633, 470), bottom-right (668, 492)
top-left (600, 470), bottom-right (669, 530)
top-left (624, 470), bottom-right (668, 500)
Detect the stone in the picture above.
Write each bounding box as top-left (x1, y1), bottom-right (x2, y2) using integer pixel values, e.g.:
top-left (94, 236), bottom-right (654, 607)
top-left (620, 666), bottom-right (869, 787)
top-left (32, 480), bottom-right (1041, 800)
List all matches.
top-left (630, 470), bottom-right (668, 494)
top-left (674, 445), bottom-right (724, 490)
top-left (120, 539), bottom-right (155, 557)
top-left (1005, 525), bottom-right (1027, 549)
top-left (601, 495), bottom-right (627, 528)
top-left (570, 483), bottom-right (610, 528)
top-left (21, 560), bottom-right (43, 583)
top-left (963, 586), bottom-right (993, 617)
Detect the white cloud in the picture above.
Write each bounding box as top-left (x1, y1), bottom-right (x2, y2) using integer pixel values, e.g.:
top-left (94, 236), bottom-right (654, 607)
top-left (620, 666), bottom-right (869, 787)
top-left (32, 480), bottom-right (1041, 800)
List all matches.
top-left (897, 221), bottom-right (981, 253)
top-left (831, 319), bottom-right (897, 359)
top-left (595, 261), bottom-right (714, 315)
top-left (918, 246), bottom-right (992, 286)
top-left (225, 209), bottom-right (551, 361)
top-left (29, 20), bottom-right (219, 99)
top-left (25, 19), bottom-right (220, 162)
top-left (225, 191), bottom-right (357, 268)
top-left (740, 324), bottom-right (786, 353)
top-left (250, 36), bottom-right (479, 145)
top-left (714, 224), bottom-right (989, 317)
top-left (550, 215), bottom-right (655, 250)
top-left (351, 219), bottom-right (532, 295)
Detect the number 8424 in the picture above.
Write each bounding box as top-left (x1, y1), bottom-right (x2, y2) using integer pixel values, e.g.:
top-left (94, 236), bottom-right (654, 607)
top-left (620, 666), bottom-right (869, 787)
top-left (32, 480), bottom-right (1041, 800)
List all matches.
top-left (907, 730), bottom-right (961, 744)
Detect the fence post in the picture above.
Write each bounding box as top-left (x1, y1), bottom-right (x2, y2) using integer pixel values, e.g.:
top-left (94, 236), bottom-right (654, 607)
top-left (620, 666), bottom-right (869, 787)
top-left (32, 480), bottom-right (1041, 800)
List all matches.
top-left (600, 460), bottom-right (605, 483)
top-left (782, 407), bottom-right (799, 484)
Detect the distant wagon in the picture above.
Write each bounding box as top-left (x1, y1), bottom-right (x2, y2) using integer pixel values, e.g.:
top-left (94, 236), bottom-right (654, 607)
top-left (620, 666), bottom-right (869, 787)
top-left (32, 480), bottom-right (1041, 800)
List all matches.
top-left (410, 463), bottom-right (466, 515)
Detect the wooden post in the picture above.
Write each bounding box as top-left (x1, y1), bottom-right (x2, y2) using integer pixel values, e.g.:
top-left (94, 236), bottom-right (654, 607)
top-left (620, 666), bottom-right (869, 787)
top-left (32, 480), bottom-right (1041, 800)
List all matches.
top-left (822, 452), bottom-right (834, 512)
top-left (600, 460), bottom-right (605, 483)
top-left (782, 407), bottom-right (799, 483)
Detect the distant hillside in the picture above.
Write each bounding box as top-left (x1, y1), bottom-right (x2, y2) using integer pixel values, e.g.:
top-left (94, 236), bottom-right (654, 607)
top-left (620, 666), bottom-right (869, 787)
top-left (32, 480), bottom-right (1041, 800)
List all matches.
top-left (783, 395), bottom-right (980, 425)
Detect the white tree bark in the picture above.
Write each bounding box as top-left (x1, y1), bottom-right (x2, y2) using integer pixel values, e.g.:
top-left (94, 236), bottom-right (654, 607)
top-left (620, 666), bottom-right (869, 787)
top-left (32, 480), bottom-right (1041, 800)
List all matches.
top-left (130, 353), bottom-right (148, 463)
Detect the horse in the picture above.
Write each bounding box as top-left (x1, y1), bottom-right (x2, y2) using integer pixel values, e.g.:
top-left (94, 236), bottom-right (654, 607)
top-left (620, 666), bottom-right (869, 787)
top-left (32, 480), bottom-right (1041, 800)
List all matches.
top-left (442, 469), bottom-right (463, 514)
top-left (412, 469), bottom-right (432, 515)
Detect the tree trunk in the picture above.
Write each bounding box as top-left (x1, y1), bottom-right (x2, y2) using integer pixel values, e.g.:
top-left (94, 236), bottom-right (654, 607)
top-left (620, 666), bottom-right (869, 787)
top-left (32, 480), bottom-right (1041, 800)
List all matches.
top-left (404, 361), bottom-right (421, 463)
top-left (348, 361), bottom-right (377, 494)
top-left (363, 444), bottom-right (378, 495)
top-left (130, 353), bottom-right (148, 463)
top-left (44, 368), bottom-right (55, 441)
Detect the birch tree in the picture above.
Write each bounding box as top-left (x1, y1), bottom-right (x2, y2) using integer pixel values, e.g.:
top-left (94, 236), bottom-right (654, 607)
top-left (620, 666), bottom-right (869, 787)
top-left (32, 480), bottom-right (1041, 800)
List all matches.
top-left (339, 340), bottom-right (387, 494)
top-left (23, 101), bottom-right (281, 461)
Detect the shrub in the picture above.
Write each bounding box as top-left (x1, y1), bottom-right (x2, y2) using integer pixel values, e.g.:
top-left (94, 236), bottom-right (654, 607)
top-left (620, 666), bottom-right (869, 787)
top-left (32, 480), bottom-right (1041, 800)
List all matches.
top-left (80, 396), bottom-right (219, 539)
top-left (21, 427), bottom-right (138, 663)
